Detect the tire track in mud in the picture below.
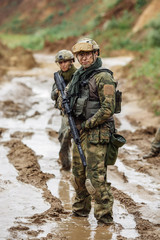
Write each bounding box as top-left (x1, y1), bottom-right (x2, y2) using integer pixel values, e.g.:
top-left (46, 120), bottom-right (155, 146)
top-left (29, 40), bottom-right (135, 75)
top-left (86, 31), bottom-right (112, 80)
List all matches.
top-left (3, 138), bottom-right (69, 239)
top-left (110, 127), bottom-right (160, 240)
top-left (112, 187), bottom-right (160, 240)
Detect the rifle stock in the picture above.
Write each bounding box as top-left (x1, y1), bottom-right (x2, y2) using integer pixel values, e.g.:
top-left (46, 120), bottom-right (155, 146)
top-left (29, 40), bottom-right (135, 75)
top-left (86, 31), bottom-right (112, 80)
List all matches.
top-left (54, 72), bottom-right (87, 167)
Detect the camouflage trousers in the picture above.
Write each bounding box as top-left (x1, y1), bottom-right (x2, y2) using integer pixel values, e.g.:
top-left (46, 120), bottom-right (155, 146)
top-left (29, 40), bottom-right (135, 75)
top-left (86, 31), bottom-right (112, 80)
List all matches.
top-left (151, 127), bottom-right (160, 153)
top-left (58, 115), bottom-right (71, 170)
top-left (71, 131), bottom-right (113, 223)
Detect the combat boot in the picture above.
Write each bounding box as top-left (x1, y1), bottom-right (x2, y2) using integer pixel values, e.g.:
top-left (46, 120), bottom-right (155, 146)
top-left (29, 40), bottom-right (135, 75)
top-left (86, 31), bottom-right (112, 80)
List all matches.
top-left (97, 216), bottom-right (114, 226)
top-left (143, 151), bottom-right (159, 159)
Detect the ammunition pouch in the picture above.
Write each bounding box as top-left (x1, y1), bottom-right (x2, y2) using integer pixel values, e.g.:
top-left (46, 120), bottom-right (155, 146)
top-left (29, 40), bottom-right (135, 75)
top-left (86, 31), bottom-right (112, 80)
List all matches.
top-left (74, 98), bottom-right (100, 120)
top-left (85, 100), bottom-right (100, 120)
top-left (74, 97), bottom-right (88, 118)
top-left (106, 133), bottom-right (126, 165)
top-left (114, 90), bottom-right (122, 114)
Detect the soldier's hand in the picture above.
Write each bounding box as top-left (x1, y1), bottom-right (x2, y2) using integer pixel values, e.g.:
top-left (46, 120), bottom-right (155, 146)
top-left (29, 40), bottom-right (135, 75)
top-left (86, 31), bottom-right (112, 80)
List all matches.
top-left (76, 123), bottom-right (82, 131)
top-left (57, 95), bottom-right (63, 110)
top-left (81, 121), bottom-right (86, 130)
top-left (57, 89), bottom-right (61, 96)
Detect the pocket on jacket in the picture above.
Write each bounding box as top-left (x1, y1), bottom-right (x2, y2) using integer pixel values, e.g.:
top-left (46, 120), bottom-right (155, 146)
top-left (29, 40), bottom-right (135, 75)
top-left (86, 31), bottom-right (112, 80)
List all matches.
top-left (88, 127), bottom-right (99, 144)
top-left (99, 123), bottom-right (110, 144)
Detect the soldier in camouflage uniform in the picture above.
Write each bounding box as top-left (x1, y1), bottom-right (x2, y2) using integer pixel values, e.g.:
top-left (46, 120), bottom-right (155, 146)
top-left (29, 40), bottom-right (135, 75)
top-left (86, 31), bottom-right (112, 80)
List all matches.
top-left (66, 38), bottom-right (116, 224)
top-left (51, 50), bottom-right (77, 171)
top-left (143, 127), bottom-right (160, 159)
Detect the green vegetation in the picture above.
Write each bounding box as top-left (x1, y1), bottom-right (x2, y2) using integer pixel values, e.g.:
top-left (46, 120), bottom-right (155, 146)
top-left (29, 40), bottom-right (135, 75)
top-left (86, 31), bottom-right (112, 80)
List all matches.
top-left (107, 11), bottom-right (134, 30)
top-left (147, 14), bottom-right (160, 47)
top-left (58, 10), bottom-right (65, 16)
top-left (0, 0), bottom-right (159, 115)
top-left (91, 10), bottom-right (144, 55)
top-left (0, 1), bottom-right (158, 53)
top-left (44, 14), bottom-right (55, 24)
top-left (132, 48), bottom-right (160, 89)
top-left (107, 0), bottom-right (123, 10)
top-left (0, 15), bottom-right (25, 33)
top-left (135, 0), bottom-right (148, 12)
top-left (0, 0), bottom-right (103, 49)
top-left (0, 33), bottom-right (44, 50)
top-left (129, 47), bottom-right (160, 115)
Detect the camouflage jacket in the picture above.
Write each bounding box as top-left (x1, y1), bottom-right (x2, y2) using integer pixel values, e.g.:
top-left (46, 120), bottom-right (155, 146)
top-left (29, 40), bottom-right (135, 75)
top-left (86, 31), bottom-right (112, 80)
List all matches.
top-left (51, 64), bottom-right (77, 105)
top-left (72, 70), bottom-right (116, 144)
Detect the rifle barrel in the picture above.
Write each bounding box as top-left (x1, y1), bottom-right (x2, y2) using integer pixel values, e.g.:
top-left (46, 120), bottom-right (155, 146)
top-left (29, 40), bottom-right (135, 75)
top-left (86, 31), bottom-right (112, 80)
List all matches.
top-left (54, 72), bottom-right (87, 167)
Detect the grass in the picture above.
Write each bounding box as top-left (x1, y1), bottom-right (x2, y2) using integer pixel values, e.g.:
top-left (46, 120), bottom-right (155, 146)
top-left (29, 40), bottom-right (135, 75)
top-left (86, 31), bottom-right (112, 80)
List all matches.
top-left (147, 14), bottom-right (160, 47)
top-left (0, 0), bottom-right (119, 50)
top-left (0, 0), bottom-right (159, 116)
top-left (133, 48), bottom-right (160, 88)
top-left (0, 33), bottom-right (44, 50)
top-left (0, 5), bottom-right (103, 51)
top-left (129, 48), bottom-right (160, 115)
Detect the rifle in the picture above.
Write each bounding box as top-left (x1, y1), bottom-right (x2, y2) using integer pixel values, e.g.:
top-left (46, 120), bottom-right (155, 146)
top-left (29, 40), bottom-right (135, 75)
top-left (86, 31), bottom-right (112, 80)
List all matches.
top-left (54, 72), bottom-right (87, 167)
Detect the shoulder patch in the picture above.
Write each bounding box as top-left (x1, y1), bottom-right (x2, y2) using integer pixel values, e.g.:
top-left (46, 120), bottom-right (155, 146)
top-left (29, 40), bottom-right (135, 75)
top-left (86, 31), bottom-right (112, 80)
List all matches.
top-left (104, 84), bottom-right (114, 95)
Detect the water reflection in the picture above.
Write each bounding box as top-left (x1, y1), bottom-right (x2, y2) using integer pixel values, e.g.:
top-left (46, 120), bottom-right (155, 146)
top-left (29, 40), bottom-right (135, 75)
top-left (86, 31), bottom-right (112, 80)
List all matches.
top-left (0, 146), bottom-right (50, 239)
top-left (58, 177), bottom-right (72, 210)
top-left (58, 216), bottom-right (113, 240)
top-left (47, 168), bottom-right (139, 239)
top-left (47, 172), bottom-right (114, 240)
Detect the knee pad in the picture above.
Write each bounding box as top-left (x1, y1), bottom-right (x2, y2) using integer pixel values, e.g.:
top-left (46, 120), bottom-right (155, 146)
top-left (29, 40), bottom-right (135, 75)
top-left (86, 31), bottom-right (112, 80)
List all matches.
top-left (85, 179), bottom-right (96, 195)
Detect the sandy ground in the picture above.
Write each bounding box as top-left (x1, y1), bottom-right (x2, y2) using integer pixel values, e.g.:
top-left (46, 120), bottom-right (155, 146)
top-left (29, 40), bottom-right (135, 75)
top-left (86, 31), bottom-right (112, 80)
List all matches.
top-left (0, 53), bottom-right (160, 240)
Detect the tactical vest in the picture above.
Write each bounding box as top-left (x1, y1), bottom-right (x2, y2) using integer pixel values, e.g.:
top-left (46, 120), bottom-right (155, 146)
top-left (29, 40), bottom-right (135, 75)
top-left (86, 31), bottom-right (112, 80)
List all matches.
top-left (73, 67), bottom-right (121, 121)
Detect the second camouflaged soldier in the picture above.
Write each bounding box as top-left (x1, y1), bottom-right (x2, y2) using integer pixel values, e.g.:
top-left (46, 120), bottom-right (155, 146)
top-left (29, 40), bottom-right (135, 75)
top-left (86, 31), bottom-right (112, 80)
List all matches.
top-left (51, 50), bottom-right (77, 170)
top-left (67, 38), bottom-right (116, 225)
top-left (143, 127), bottom-right (160, 158)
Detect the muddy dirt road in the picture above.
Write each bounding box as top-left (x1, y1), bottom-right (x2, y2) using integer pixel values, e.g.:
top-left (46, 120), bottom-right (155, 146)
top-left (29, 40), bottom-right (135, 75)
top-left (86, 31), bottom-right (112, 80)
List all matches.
top-left (0, 53), bottom-right (160, 240)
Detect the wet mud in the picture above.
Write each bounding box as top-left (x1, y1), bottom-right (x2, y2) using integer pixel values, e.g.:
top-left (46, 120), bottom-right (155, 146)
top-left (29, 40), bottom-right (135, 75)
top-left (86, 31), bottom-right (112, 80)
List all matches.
top-left (0, 54), bottom-right (160, 240)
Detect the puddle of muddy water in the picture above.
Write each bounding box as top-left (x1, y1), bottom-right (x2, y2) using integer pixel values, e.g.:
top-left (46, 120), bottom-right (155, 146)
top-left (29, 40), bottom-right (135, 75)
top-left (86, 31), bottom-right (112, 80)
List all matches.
top-left (117, 102), bottom-right (137, 132)
top-left (47, 171), bottom-right (139, 240)
top-left (109, 91), bottom-right (160, 224)
top-left (32, 139), bottom-right (139, 240)
top-left (102, 56), bottom-right (133, 68)
top-left (0, 146), bottom-right (50, 239)
top-left (109, 156), bottom-right (160, 224)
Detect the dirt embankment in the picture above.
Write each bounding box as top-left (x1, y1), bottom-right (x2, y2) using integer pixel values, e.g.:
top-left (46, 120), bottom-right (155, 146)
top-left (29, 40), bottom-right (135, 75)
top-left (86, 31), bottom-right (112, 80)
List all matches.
top-left (133, 0), bottom-right (160, 33)
top-left (44, 36), bottom-right (79, 53)
top-left (0, 41), bottom-right (37, 80)
top-left (4, 139), bottom-right (65, 221)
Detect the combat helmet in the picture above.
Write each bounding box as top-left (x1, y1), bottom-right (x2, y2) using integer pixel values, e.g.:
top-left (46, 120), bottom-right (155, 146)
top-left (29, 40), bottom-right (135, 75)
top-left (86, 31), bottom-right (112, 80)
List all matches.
top-left (72, 38), bottom-right (100, 55)
top-left (55, 50), bottom-right (75, 62)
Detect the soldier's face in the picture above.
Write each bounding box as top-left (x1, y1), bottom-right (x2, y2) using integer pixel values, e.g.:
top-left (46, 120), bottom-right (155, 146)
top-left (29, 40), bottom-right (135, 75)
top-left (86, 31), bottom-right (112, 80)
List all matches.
top-left (58, 60), bottom-right (72, 72)
top-left (77, 51), bottom-right (97, 68)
